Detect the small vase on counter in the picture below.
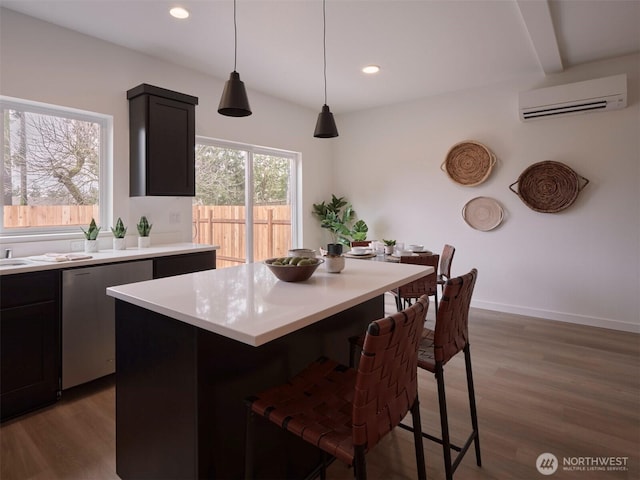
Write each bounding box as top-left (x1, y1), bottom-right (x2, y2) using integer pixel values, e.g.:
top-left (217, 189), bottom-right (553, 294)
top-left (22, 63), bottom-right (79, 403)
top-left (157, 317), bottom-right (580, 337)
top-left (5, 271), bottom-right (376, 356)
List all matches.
top-left (138, 236), bottom-right (151, 249)
top-left (113, 238), bottom-right (126, 250)
top-left (84, 239), bottom-right (99, 253)
top-left (324, 254), bottom-right (345, 274)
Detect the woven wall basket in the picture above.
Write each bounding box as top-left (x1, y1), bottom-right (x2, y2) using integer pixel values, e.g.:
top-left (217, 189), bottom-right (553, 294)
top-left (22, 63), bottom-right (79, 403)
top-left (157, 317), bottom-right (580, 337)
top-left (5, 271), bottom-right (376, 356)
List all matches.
top-left (509, 161), bottom-right (589, 213)
top-left (462, 197), bottom-right (504, 231)
top-left (441, 141), bottom-right (496, 186)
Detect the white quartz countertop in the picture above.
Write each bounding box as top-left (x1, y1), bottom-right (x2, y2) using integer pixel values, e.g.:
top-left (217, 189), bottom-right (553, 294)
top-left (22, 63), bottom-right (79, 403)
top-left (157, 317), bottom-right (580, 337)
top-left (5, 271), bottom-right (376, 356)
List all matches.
top-left (0, 243), bottom-right (217, 275)
top-left (107, 258), bottom-right (433, 347)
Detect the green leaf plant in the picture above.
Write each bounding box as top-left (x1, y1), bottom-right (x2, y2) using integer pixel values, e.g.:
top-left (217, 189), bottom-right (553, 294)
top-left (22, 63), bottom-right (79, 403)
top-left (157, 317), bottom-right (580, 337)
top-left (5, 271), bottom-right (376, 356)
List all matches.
top-left (110, 217), bottom-right (127, 238)
top-left (312, 194), bottom-right (368, 246)
top-left (81, 218), bottom-right (101, 240)
top-left (136, 216), bottom-right (153, 237)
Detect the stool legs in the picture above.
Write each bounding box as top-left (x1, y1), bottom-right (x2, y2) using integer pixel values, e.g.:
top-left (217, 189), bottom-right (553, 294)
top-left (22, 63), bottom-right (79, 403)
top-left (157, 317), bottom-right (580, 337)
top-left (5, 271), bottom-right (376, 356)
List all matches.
top-left (465, 344), bottom-right (482, 467)
top-left (410, 398), bottom-right (428, 480)
top-left (353, 445), bottom-right (367, 480)
top-left (244, 409), bottom-right (255, 480)
top-left (435, 364), bottom-right (453, 480)
top-left (433, 346), bottom-right (481, 480)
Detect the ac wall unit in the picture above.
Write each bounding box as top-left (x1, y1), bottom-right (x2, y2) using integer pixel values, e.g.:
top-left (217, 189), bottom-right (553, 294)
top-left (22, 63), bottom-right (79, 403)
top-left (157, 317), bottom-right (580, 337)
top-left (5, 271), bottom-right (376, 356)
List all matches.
top-left (519, 74), bottom-right (627, 121)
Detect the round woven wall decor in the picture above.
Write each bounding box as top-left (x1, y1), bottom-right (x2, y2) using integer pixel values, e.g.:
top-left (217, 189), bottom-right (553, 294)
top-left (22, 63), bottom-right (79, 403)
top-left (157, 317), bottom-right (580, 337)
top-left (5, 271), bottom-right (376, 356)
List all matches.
top-left (462, 197), bottom-right (504, 231)
top-left (509, 161), bottom-right (589, 213)
top-left (441, 141), bottom-right (496, 186)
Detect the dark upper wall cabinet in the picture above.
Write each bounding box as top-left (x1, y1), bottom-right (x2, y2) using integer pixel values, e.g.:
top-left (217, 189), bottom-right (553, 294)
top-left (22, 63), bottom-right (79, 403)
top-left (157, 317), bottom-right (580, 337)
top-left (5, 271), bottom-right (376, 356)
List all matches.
top-left (127, 84), bottom-right (199, 196)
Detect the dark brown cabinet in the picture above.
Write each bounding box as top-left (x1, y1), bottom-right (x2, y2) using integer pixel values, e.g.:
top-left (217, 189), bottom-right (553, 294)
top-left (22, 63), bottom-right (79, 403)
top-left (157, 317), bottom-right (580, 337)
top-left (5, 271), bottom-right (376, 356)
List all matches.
top-left (0, 249), bottom-right (215, 421)
top-left (127, 84), bottom-right (199, 197)
top-left (1, 270), bottom-right (61, 421)
top-left (153, 251), bottom-right (216, 279)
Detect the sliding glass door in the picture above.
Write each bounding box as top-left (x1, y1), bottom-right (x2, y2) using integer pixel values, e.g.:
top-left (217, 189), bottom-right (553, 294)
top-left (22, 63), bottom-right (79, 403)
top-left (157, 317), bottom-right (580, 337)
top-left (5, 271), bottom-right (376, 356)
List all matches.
top-left (194, 139), bottom-right (298, 269)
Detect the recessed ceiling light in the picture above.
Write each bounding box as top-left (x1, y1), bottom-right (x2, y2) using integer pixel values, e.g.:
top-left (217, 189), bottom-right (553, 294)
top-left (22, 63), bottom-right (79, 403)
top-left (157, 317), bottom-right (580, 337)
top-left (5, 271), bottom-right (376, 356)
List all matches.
top-left (170, 7), bottom-right (190, 19)
top-left (362, 65), bottom-right (380, 74)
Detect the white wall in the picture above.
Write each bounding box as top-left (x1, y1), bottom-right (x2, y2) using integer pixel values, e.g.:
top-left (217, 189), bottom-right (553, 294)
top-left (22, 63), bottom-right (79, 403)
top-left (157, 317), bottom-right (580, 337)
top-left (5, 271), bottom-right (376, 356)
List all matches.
top-left (0, 8), bottom-right (331, 254)
top-left (333, 54), bottom-right (640, 332)
top-left (2, 9), bottom-right (638, 332)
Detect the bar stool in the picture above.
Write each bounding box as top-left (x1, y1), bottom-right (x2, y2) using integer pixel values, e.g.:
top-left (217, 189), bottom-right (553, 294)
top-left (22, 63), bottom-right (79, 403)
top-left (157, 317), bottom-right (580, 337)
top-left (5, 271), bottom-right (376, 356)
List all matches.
top-left (350, 269), bottom-right (481, 480)
top-left (350, 254), bottom-right (438, 369)
top-left (244, 296), bottom-right (430, 480)
top-left (391, 254), bottom-right (440, 316)
top-left (404, 268), bottom-right (481, 480)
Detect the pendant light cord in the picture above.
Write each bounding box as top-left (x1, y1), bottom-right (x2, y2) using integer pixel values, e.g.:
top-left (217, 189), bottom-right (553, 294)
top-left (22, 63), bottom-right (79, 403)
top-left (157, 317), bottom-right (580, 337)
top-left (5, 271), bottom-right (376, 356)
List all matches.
top-left (322, 0), bottom-right (327, 105)
top-left (233, 0), bottom-right (238, 72)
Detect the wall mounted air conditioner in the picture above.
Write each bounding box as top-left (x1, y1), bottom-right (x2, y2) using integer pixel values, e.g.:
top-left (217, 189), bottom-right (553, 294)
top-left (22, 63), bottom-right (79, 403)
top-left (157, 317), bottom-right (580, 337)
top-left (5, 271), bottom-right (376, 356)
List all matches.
top-left (519, 74), bottom-right (627, 121)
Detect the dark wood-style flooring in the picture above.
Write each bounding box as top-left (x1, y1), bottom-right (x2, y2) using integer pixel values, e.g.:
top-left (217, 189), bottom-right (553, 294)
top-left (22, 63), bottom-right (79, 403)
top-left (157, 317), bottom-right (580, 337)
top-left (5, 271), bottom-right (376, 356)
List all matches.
top-left (2, 298), bottom-right (638, 479)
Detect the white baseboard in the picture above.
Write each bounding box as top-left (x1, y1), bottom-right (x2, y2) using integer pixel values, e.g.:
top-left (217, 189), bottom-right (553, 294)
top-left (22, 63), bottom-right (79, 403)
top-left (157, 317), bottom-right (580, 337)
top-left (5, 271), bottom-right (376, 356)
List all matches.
top-left (472, 300), bottom-right (640, 334)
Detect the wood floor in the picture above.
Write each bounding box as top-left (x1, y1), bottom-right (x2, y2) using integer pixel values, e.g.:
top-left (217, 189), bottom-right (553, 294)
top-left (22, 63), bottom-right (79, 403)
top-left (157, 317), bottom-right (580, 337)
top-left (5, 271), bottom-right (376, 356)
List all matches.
top-left (2, 299), bottom-right (638, 479)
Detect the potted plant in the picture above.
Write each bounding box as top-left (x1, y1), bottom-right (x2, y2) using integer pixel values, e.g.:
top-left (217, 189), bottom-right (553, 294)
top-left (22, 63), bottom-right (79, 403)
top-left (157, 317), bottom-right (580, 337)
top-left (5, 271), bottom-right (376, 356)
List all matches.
top-left (350, 219), bottom-right (369, 243)
top-left (312, 194), bottom-right (368, 255)
top-left (111, 217), bottom-right (127, 250)
top-left (137, 216), bottom-right (152, 248)
top-left (383, 239), bottom-right (396, 255)
top-left (81, 218), bottom-right (101, 253)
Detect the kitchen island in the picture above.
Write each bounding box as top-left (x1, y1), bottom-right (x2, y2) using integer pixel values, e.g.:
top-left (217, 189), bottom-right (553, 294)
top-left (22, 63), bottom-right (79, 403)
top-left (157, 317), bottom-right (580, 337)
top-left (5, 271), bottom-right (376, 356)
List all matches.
top-left (107, 258), bottom-right (432, 479)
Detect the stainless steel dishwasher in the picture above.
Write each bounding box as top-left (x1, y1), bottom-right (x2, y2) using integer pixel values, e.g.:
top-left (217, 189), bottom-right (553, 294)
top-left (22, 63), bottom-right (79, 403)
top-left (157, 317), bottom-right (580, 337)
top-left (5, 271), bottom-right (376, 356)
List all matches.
top-left (62, 260), bottom-right (153, 389)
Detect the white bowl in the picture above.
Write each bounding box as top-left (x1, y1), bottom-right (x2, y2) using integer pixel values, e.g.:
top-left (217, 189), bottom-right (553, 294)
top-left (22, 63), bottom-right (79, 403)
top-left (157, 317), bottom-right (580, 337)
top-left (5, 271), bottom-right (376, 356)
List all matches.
top-left (350, 246), bottom-right (368, 254)
top-left (408, 244), bottom-right (424, 252)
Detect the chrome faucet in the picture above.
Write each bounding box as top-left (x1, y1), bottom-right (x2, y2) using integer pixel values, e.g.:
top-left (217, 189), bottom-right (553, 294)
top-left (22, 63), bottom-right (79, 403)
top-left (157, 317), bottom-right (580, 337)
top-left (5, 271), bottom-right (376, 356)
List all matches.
top-left (4, 249), bottom-right (12, 259)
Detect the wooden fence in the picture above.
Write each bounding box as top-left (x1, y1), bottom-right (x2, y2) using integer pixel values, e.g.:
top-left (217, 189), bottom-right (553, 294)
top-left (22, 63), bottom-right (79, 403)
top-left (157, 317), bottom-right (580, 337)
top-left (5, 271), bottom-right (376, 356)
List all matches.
top-left (3, 205), bottom-right (292, 269)
top-left (193, 205), bottom-right (291, 269)
top-left (3, 205), bottom-right (99, 228)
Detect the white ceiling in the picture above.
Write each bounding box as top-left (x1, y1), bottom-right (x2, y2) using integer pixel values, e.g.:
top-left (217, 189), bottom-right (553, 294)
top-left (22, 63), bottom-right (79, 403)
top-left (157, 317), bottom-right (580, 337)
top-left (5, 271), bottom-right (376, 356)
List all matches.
top-left (2, 0), bottom-right (639, 113)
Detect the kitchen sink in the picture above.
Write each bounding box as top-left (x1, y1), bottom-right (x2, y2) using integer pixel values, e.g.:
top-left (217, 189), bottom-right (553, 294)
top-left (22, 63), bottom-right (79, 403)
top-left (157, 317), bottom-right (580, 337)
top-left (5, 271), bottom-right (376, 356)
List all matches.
top-left (0, 258), bottom-right (30, 266)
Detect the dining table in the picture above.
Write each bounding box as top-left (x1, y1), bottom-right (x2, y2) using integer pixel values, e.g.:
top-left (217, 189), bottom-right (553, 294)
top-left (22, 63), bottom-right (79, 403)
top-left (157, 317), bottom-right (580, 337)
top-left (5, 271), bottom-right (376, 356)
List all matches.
top-left (107, 257), bottom-right (433, 479)
top-left (343, 248), bottom-right (434, 262)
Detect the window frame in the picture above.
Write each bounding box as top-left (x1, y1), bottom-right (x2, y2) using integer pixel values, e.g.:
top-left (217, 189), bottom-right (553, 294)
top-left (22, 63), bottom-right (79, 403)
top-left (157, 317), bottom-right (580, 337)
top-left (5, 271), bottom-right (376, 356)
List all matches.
top-left (0, 96), bottom-right (112, 238)
top-left (194, 136), bottom-right (300, 264)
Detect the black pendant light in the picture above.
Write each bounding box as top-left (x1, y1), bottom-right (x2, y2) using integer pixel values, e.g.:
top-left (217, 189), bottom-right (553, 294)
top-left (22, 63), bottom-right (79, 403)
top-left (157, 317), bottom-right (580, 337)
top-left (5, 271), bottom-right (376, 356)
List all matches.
top-left (314, 0), bottom-right (338, 138)
top-left (218, 0), bottom-right (252, 117)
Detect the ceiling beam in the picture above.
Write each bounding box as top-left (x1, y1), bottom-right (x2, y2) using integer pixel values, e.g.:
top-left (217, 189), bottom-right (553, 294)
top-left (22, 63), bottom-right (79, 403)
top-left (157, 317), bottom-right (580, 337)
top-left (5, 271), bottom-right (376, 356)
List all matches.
top-left (516, 0), bottom-right (563, 74)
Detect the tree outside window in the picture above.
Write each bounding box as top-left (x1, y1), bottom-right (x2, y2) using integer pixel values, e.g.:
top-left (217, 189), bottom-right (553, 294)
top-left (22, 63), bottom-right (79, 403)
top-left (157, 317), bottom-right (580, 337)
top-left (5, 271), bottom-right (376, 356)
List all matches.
top-left (1, 98), bottom-right (108, 233)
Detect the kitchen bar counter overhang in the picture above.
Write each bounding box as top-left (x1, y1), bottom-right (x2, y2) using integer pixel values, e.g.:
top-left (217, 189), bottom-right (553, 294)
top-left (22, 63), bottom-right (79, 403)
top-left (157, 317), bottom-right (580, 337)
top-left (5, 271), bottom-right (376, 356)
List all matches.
top-left (107, 258), bottom-right (432, 346)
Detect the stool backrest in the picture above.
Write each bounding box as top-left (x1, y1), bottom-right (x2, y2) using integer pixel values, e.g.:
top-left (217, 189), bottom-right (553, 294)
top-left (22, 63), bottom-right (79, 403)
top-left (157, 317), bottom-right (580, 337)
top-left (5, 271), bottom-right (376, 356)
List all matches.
top-left (352, 295), bottom-right (429, 450)
top-left (439, 244), bottom-right (456, 281)
top-left (434, 268), bottom-right (478, 365)
top-left (350, 241), bottom-right (371, 247)
top-left (399, 254), bottom-right (439, 298)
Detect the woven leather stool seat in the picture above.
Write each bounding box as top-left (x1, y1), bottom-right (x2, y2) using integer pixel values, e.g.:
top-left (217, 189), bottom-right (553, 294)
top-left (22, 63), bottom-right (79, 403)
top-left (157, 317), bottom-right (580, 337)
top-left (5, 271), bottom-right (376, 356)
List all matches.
top-left (247, 357), bottom-right (357, 466)
top-left (245, 296), bottom-right (430, 480)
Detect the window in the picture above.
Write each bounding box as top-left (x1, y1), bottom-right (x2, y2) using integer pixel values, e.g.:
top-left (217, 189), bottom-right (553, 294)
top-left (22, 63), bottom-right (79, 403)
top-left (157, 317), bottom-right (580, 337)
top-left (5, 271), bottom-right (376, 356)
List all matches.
top-left (194, 138), bottom-right (299, 268)
top-left (1, 97), bottom-right (110, 235)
